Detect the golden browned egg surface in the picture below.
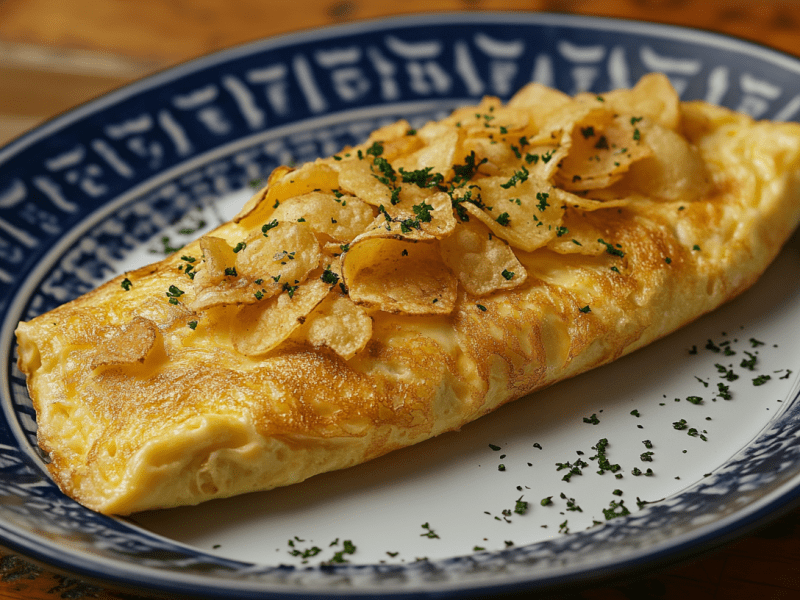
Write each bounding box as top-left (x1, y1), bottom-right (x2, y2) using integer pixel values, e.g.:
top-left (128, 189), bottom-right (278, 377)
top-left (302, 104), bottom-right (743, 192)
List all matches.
top-left (15, 73), bottom-right (800, 515)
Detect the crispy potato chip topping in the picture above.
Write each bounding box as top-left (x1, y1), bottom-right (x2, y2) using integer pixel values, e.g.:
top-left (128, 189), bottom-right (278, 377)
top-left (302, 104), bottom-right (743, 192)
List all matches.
top-left (182, 73), bottom-right (702, 360)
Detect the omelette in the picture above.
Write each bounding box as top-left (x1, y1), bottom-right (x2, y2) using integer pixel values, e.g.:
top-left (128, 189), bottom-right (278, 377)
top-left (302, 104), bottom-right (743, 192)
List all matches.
top-left (15, 74), bottom-right (800, 515)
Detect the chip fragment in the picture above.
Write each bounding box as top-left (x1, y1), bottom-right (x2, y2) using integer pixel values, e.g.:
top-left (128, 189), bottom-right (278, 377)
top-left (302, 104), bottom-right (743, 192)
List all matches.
top-left (440, 219), bottom-right (527, 296)
top-left (232, 276), bottom-right (331, 356)
top-left (342, 230), bottom-right (457, 315)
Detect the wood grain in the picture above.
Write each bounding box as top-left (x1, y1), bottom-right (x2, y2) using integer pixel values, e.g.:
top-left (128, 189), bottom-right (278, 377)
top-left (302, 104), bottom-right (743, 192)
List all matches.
top-left (1, 1), bottom-right (800, 598)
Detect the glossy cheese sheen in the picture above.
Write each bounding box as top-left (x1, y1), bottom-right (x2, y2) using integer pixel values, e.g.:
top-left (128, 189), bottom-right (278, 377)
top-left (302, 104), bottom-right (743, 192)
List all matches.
top-left (15, 82), bottom-right (800, 514)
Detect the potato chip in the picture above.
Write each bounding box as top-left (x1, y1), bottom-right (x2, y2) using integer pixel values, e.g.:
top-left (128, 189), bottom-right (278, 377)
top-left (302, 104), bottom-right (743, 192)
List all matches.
top-left (196, 236), bottom-right (236, 284)
top-left (90, 316), bottom-right (159, 370)
top-left (459, 173), bottom-right (566, 252)
top-left (236, 220), bottom-right (321, 286)
top-left (333, 156), bottom-right (395, 207)
top-left (578, 72), bottom-right (681, 131)
top-left (545, 209), bottom-right (610, 256)
top-left (556, 114), bottom-right (652, 191)
top-left (621, 124), bottom-right (709, 202)
top-left (374, 188), bottom-right (456, 239)
top-left (342, 231), bottom-right (457, 314)
top-left (235, 162), bottom-right (340, 229)
top-left (392, 121), bottom-right (459, 176)
top-left (190, 236), bottom-right (268, 311)
top-left (445, 97), bottom-right (530, 138)
top-left (440, 219), bottom-right (526, 296)
top-left (271, 191), bottom-right (375, 242)
top-left (233, 166), bottom-right (290, 223)
top-left (507, 82), bottom-right (571, 116)
top-left (232, 276), bottom-right (331, 356)
top-left (294, 292), bottom-right (372, 360)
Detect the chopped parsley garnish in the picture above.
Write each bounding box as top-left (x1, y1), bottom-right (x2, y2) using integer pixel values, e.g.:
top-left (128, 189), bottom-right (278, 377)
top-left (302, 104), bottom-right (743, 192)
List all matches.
top-left (412, 201), bottom-right (435, 222)
top-left (452, 151), bottom-right (488, 186)
top-left (224, 267), bottom-right (237, 277)
top-left (536, 192), bottom-right (550, 211)
top-left (579, 305), bottom-right (591, 313)
top-left (366, 141), bottom-right (384, 157)
top-left (753, 374), bottom-right (771, 386)
top-left (583, 413), bottom-right (600, 425)
top-left (328, 540), bottom-right (356, 564)
top-left (166, 285), bottom-right (185, 305)
top-left (321, 266), bottom-right (340, 285)
top-left (602, 500), bottom-right (631, 520)
top-left (715, 363), bottom-right (739, 381)
top-left (598, 238), bottom-right (625, 257)
top-left (262, 219), bottom-right (279, 236)
top-left (501, 269), bottom-right (515, 280)
top-left (420, 523), bottom-right (439, 539)
top-left (514, 498), bottom-right (529, 515)
top-left (496, 212), bottom-right (511, 226)
top-left (188, 320), bottom-right (198, 330)
top-left (233, 242), bottom-right (247, 253)
top-left (120, 278), bottom-right (132, 291)
top-left (500, 166), bottom-right (529, 189)
top-left (400, 167), bottom-right (444, 189)
top-left (740, 351), bottom-right (757, 370)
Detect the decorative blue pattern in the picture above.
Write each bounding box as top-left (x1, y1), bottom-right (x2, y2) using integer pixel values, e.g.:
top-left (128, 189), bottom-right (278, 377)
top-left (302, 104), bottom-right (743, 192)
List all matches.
top-left (1, 12), bottom-right (800, 598)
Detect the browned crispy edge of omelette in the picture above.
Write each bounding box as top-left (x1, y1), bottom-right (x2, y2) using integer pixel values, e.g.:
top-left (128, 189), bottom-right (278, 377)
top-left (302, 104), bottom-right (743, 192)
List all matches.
top-left (14, 85), bottom-right (800, 514)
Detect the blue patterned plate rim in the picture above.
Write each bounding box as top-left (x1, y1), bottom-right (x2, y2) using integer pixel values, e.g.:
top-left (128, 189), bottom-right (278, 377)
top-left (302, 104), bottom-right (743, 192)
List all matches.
top-left (1, 10), bottom-right (800, 598)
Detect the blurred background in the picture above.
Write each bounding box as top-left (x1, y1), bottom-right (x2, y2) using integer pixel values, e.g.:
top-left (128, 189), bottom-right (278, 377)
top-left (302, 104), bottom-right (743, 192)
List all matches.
top-left (0, 0), bottom-right (798, 145)
top-left (1, 1), bottom-right (799, 599)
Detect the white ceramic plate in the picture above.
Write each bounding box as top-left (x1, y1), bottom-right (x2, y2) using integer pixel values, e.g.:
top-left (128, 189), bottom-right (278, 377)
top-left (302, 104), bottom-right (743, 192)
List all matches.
top-left (1, 12), bottom-right (800, 598)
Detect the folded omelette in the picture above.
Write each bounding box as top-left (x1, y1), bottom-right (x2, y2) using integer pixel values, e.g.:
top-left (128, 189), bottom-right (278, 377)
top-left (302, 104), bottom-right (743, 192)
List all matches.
top-left (15, 74), bottom-right (800, 515)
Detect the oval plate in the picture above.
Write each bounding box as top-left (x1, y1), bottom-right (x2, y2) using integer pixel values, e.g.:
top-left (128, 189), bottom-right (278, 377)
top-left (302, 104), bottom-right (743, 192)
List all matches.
top-left (1, 12), bottom-right (800, 598)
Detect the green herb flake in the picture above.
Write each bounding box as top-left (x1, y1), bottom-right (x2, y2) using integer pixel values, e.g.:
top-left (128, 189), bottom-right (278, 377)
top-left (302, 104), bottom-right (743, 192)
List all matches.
top-left (321, 266), bottom-right (340, 285)
top-left (536, 191), bottom-right (550, 211)
top-left (420, 523), bottom-right (440, 539)
top-left (598, 238), bottom-right (624, 257)
top-left (753, 374), bottom-right (771, 386)
top-left (329, 540), bottom-right (357, 564)
top-left (262, 219), bottom-right (279, 236)
top-left (120, 278), bottom-right (132, 291)
top-left (514, 498), bottom-right (529, 515)
top-left (602, 500), bottom-right (631, 520)
top-left (583, 413), bottom-right (600, 425)
top-left (500, 166), bottom-right (529, 189)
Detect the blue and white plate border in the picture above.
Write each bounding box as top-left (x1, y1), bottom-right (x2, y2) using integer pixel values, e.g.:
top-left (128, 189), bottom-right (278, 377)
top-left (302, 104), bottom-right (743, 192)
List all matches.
top-left (0, 11), bottom-right (800, 598)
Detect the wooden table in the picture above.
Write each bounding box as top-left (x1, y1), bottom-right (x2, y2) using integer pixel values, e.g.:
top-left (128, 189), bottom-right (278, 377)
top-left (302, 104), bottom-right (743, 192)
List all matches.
top-left (1, 1), bottom-right (800, 598)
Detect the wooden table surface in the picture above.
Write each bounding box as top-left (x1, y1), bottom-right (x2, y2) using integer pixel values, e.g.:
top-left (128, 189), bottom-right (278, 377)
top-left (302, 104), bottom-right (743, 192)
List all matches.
top-left (2, 1), bottom-right (800, 598)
